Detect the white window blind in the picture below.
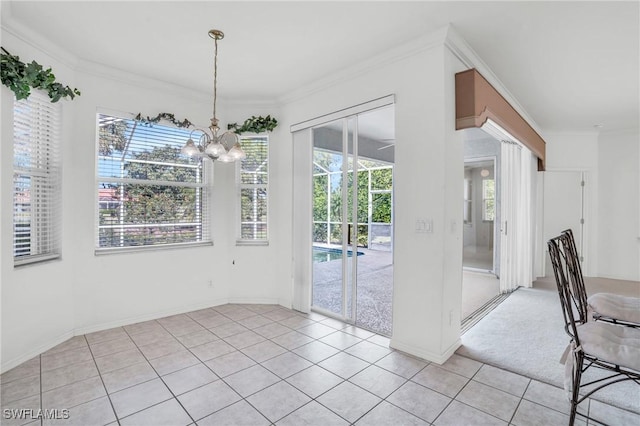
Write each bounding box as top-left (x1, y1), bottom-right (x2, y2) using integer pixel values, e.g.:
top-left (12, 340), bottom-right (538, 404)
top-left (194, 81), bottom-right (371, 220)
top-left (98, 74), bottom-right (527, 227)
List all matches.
top-left (237, 136), bottom-right (268, 242)
top-left (13, 90), bottom-right (62, 265)
top-left (96, 113), bottom-right (209, 250)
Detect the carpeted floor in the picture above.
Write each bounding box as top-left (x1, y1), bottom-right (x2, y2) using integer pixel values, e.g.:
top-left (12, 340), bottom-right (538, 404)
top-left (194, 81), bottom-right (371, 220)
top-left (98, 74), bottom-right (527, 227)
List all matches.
top-left (457, 277), bottom-right (640, 414)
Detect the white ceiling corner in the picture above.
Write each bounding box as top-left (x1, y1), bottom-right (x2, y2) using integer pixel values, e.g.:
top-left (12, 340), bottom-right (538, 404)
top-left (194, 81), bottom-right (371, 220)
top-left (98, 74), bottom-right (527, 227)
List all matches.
top-left (2, 1), bottom-right (638, 133)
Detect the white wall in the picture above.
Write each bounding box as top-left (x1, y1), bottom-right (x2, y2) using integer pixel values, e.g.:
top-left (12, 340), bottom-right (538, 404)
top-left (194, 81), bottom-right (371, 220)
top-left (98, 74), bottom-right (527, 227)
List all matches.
top-left (541, 132), bottom-right (599, 277)
top-left (1, 31), bottom-right (77, 371)
top-left (597, 129), bottom-right (640, 281)
top-left (542, 129), bottom-right (640, 282)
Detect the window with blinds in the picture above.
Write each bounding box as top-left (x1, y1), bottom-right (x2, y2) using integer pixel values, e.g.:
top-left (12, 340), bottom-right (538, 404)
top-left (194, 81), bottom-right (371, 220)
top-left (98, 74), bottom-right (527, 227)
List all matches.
top-left (13, 91), bottom-right (62, 265)
top-left (237, 136), bottom-right (268, 243)
top-left (96, 113), bottom-right (209, 250)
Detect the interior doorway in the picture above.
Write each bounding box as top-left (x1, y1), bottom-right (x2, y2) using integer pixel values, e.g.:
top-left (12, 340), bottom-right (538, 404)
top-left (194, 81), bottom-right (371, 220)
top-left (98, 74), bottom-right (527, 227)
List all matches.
top-left (463, 159), bottom-right (496, 273)
top-left (462, 132), bottom-right (501, 329)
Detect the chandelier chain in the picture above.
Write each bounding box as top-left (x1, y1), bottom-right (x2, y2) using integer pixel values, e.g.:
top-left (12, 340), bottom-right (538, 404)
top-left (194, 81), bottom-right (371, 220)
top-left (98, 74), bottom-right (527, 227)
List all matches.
top-left (213, 36), bottom-right (218, 124)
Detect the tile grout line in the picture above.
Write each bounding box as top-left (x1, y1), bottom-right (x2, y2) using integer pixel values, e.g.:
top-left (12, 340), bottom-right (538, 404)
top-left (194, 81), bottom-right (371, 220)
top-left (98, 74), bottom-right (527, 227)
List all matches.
top-left (158, 307), bottom-right (287, 424)
top-left (83, 334), bottom-right (122, 426)
top-left (184, 307), bottom-right (373, 424)
top-left (120, 320), bottom-right (198, 425)
top-left (509, 378), bottom-right (533, 425)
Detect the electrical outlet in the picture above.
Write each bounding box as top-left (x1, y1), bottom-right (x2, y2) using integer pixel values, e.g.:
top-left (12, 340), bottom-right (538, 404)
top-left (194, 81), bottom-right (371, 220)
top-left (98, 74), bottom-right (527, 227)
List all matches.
top-left (207, 280), bottom-right (213, 288)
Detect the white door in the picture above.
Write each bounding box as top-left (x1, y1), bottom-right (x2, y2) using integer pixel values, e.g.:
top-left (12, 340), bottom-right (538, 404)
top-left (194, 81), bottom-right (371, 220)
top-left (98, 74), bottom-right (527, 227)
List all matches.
top-left (542, 171), bottom-right (585, 276)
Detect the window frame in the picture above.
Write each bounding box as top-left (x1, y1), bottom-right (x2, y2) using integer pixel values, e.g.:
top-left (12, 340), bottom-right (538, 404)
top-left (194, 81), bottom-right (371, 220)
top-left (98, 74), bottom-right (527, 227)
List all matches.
top-left (236, 134), bottom-right (269, 246)
top-left (94, 110), bottom-right (212, 254)
top-left (13, 90), bottom-right (62, 267)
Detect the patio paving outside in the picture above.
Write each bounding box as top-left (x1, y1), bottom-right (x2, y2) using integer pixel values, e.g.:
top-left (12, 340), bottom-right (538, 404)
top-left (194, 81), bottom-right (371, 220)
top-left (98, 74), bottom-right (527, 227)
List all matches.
top-left (312, 246), bottom-right (393, 335)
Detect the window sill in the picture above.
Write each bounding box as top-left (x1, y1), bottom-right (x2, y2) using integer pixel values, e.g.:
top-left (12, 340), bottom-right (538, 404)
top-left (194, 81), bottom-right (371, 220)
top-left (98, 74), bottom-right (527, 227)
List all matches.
top-left (95, 241), bottom-right (213, 256)
top-left (14, 254), bottom-right (61, 268)
top-left (236, 240), bottom-right (269, 247)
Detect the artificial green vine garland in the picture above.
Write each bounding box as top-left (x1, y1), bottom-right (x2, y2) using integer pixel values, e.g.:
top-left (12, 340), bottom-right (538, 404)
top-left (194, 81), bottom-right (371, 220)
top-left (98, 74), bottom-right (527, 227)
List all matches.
top-left (134, 112), bottom-right (193, 128)
top-left (0, 47), bottom-right (81, 102)
top-left (228, 115), bottom-right (278, 135)
top-left (134, 112), bottom-right (278, 135)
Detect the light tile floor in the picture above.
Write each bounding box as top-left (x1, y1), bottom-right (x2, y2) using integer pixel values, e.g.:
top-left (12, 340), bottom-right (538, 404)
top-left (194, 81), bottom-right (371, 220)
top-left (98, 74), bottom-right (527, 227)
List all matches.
top-left (1, 304), bottom-right (638, 426)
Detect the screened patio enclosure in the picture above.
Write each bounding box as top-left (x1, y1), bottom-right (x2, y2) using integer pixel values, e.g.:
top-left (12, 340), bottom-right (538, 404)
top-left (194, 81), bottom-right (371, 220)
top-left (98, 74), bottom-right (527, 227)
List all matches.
top-left (310, 106), bottom-right (395, 336)
top-left (312, 155), bottom-right (393, 252)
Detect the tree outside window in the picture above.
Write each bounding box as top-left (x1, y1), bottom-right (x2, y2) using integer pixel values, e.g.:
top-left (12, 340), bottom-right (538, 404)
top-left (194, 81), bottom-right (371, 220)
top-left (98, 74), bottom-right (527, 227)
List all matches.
top-left (482, 179), bottom-right (495, 221)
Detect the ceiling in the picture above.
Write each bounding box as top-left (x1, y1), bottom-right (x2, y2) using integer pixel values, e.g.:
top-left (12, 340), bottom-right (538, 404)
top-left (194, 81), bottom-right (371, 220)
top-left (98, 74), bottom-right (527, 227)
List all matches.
top-left (2, 1), bottom-right (638, 133)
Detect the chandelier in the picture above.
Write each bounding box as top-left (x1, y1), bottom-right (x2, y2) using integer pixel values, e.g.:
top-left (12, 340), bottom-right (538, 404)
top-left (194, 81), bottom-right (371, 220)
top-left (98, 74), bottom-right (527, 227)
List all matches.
top-left (181, 29), bottom-right (245, 162)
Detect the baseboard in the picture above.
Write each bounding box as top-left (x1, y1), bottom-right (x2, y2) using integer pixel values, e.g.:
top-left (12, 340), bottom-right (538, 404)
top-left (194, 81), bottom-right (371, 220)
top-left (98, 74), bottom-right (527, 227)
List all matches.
top-left (226, 297), bottom-right (281, 305)
top-left (277, 298), bottom-right (293, 310)
top-left (1, 330), bottom-right (74, 374)
top-left (390, 337), bottom-right (462, 365)
top-left (73, 297), bottom-right (230, 336)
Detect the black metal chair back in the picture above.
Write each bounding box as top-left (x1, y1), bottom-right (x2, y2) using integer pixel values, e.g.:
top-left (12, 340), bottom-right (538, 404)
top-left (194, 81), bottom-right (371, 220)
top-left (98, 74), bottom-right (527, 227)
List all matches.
top-left (561, 229), bottom-right (589, 313)
top-left (547, 233), bottom-right (588, 342)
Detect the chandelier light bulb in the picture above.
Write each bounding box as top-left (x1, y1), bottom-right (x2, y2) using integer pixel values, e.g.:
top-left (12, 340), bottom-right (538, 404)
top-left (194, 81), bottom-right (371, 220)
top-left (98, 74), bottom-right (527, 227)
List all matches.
top-left (205, 141), bottom-right (226, 157)
top-left (228, 143), bottom-right (246, 160)
top-left (181, 139), bottom-right (199, 156)
top-left (217, 152), bottom-right (234, 163)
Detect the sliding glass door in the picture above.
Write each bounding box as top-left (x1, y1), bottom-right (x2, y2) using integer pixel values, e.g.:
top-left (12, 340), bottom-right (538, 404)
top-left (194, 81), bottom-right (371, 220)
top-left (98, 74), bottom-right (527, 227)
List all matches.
top-left (311, 106), bottom-right (394, 335)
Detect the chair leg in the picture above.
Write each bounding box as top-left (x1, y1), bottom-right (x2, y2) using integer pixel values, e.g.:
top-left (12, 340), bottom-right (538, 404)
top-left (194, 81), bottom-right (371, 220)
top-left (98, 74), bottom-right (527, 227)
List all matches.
top-left (570, 352), bottom-right (584, 426)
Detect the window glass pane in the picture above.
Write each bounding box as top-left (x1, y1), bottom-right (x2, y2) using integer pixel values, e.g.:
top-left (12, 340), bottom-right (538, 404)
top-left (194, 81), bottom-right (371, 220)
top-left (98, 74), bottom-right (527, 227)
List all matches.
top-left (96, 113), bottom-right (206, 249)
top-left (241, 223), bottom-right (267, 240)
top-left (237, 136), bottom-right (268, 241)
top-left (13, 91), bottom-right (61, 263)
top-left (357, 224), bottom-right (368, 247)
top-left (240, 137), bottom-right (268, 184)
top-left (356, 170), bottom-right (368, 223)
top-left (313, 175), bottom-right (328, 221)
top-left (329, 223), bottom-right (342, 244)
top-left (329, 174), bottom-right (343, 222)
top-left (99, 224), bottom-right (201, 248)
top-left (372, 193), bottom-right (392, 223)
top-left (313, 223), bottom-right (328, 243)
top-left (314, 151), bottom-right (343, 173)
top-left (240, 188), bottom-right (267, 222)
top-left (121, 184), bottom-right (201, 224)
top-left (482, 179), bottom-right (495, 221)
top-left (370, 168), bottom-right (393, 190)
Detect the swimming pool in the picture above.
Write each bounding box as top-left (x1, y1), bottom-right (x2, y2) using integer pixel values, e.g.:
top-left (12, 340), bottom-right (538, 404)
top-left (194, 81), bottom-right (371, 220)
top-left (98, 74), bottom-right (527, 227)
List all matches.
top-left (312, 247), bottom-right (364, 263)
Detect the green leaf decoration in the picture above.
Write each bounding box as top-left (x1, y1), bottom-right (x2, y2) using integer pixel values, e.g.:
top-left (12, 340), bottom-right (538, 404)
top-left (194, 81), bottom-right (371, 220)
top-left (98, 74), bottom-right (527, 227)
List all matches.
top-left (134, 112), bottom-right (193, 128)
top-left (1, 47), bottom-right (81, 102)
top-left (227, 115), bottom-right (278, 135)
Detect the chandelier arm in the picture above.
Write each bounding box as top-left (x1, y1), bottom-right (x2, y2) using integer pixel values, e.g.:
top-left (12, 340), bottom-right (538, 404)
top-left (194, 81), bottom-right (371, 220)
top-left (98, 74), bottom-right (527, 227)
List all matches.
top-left (186, 128), bottom-right (212, 149)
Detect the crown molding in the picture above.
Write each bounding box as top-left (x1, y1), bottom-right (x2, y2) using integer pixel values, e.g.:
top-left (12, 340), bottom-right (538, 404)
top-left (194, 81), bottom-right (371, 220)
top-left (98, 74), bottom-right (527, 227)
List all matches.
top-left (2, 9), bottom-right (216, 106)
top-left (1, 11), bottom-right (78, 70)
top-left (75, 58), bottom-right (212, 104)
top-left (278, 26), bottom-right (450, 106)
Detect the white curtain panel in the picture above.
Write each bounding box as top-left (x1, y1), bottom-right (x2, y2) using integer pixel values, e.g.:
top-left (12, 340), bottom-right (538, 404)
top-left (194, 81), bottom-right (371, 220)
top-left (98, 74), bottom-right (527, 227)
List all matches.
top-left (500, 141), bottom-right (536, 293)
top-left (516, 148), bottom-right (535, 288)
